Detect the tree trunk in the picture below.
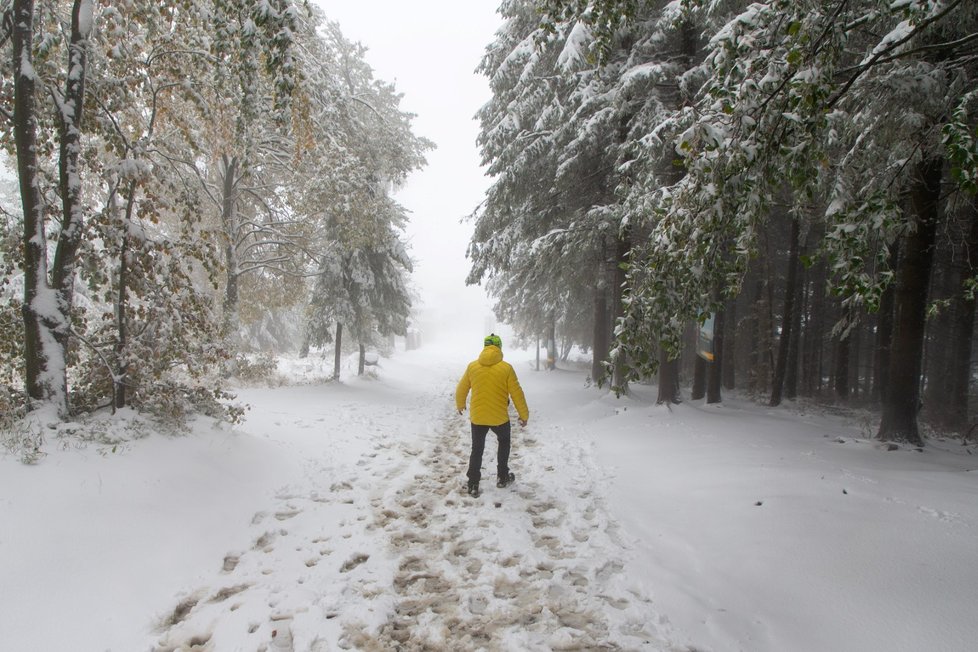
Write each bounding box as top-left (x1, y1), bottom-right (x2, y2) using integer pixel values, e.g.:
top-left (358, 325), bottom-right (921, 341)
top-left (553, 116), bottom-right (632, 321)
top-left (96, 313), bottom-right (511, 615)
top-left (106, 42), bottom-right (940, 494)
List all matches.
top-left (657, 346), bottom-right (681, 405)
top-left (13, 0), bottom-right (84, 417)
top-left (748, 278), bottom-right (771, 395)
top-left (785, 261), bottom-right (804, 400)
top-left (722, 297), bottom-right (737, 390)
top-left (691, 355), bottom-right (706, 400)
top-left (358, 343), bottom-right (365, 376)
top-left (116, 233), bottom-right (130, 410)
top-left (707, 308), bottom-right (724, 404)
top-left (925, 198), bottom-right (978, 432)
top-left (763, 258), bottom-right (776, 391)
top-left (946, 199), bottom-right (978, 432)
top-left (873, 247), bottom-right (899, 403)
top-left (591, 264), bottom-right (611, 384)
top-left (878, 157), bottom-right (942, 444)
top-left (612, 231), bottom-right (631, 392)
top-left (114, 186), bottom-right (138, 410)
top-left (803, 261), bottom-right (827, 396)
top-left (850, 313), bottom-right (862, 401)
top-left (221, 155), bottom-right (241, 337)
top-left (834, 326), bottom-right (851, 402)
top-left (52, 0), bottom-right (91, 318)
top-left (771, 215), bottom-right (801, 407)
top-left (560, 336), bottom-right (572, 361)
top-left (45, 0), bottom-right (91, 413)
top-left (546, 316), bottom-right (557, 370)
top-left (861, 315), bottom-right (874, 398)
top-left (333, 322), bottom-right (343, 380)
top-left (13, 0), bottom-right (50, 405)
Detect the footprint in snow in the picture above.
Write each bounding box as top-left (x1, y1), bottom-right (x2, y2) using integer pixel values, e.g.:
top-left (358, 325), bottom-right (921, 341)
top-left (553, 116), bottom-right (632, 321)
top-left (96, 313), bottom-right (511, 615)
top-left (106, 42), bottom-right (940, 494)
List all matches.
top-left (595, 559), bottom-right (624, 581)
top-left (469, 594), bottom-right (489, 615)
top-left (253, 530), bottom-right (278, 552)
top-left (207, 583), bottom-right (250, 603)
top-left (339, 552), bottom-right (369, 572)
top-left (221, 553), bottom-right (240, 573)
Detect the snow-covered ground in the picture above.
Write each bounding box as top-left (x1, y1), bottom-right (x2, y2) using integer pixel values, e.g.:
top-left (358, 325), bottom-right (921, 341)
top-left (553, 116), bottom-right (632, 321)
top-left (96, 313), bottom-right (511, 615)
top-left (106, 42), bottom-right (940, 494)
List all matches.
top-left (2, 338), bottom-right (977, 651)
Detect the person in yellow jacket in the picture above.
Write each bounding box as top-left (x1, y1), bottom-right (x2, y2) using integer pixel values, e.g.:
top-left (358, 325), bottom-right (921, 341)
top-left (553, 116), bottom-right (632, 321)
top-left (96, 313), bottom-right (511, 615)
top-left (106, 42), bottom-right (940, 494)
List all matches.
top-left (455, 333), bottom-right (529, 497)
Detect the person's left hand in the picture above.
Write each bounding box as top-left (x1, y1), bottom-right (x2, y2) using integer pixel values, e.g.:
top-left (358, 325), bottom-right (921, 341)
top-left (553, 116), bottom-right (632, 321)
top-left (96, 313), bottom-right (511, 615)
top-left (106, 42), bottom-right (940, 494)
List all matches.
top-left (457, 409), bottom-right (464, 416)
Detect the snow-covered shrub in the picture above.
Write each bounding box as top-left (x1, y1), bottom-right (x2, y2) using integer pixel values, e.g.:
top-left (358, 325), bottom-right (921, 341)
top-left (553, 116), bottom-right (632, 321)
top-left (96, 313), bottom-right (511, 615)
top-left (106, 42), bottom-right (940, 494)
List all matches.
top-left (0, 297), bottom-right (23, 396)
top-left (126, 384), bottom-right (245, 429)
top-left (226, 352), bottom-right (280, 385)
top-left (0, 389), bottom-right (41, 464)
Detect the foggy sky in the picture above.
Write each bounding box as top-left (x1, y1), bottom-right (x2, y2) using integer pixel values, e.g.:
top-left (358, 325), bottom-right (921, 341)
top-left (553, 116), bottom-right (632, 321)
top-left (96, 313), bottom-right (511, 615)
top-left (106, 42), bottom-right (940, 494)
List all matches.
top-left (319, 1), bottom-right (505, 345)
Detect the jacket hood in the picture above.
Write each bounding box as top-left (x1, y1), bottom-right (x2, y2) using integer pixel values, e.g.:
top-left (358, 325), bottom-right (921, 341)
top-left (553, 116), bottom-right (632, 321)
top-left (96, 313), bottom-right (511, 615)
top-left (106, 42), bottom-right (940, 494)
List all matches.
top-left (478, 345), bottom-right (503, 366)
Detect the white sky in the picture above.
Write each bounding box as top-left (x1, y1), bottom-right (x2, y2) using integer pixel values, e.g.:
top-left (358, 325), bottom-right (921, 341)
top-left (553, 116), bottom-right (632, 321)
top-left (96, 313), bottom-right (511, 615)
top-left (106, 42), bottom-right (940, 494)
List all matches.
top-left (317, 1), bottom-right (505, 343)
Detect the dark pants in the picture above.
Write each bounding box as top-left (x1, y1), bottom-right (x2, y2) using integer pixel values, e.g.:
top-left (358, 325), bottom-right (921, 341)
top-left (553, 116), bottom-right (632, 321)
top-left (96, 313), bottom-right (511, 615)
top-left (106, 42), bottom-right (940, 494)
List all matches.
top-left (467, 421), bottom-right (511, 484)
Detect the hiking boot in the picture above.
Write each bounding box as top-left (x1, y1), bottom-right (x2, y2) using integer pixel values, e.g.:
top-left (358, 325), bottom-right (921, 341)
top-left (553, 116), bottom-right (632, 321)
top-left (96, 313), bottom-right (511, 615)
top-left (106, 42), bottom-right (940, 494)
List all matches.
top-left (467, 481), bottom-right (480, 497)
top-left (497, 472), bottom-right (515, 488)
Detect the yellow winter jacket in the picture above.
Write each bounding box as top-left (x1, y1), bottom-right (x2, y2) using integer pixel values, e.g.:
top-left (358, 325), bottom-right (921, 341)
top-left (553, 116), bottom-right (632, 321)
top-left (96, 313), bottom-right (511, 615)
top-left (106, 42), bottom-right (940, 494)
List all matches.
top-left (455, 345), bottom-right (529, 426)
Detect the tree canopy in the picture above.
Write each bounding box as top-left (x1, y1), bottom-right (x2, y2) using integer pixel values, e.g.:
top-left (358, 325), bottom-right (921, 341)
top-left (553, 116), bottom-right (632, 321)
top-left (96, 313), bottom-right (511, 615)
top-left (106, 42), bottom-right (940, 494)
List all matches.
top-left (1, 0), bottom-right (429, 423)
top-left (471, 0), bottom-right (978, 442)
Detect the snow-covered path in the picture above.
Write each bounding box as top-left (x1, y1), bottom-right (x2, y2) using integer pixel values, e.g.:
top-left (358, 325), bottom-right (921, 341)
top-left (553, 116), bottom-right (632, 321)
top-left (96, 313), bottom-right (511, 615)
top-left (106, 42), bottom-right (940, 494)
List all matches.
top-left (5, 341), bottom-right (977, 651)
top-left (152, 349), bottom-right (677, 651)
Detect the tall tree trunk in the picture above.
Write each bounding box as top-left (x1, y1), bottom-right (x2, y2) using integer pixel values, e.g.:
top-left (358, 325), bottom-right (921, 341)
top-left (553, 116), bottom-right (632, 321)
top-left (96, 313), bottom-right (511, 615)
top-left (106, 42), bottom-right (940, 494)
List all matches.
top-left (748, 278), bottom-right (772, 395)
top-left (560, 336), bottom-right (572, 361)
top-left (811, 281), bottom-right (822, 395)
top-left (925, 199), bottom-right (978, 432)
top-left (358, 343), bottom-right (365, 376)
top-left (546, 315), bottom-right (557, 370)
top-left (612, 231), bottom-right (631, 392)
top-left (785, 262), bottom-right (805, 399)
top-left (878, 157), bottom-right (942, 444)
top-left (333, 322), bottom-right (343, 381)
top-left (834, 323), bottom-right (851, 402)
top-left (114, 185), bottom-right (137, 410)
top-left (52, 0), bottom-right (91, 316)
top-left (850, 322), bottom-right (862, 401)
top-left (591, 259), bottom-right (612, 384)
top-left (13, 0), bottom-right (93, 417)
top-left (48, 0), bottom-right (91, 413)
top-left (116, 233), bottom-right (130, 409)
top-left (707, 309), bottom-right (724, 404)
top-left (691, 355), bottom-right (706, 400)
top-left (722, 297), bottom-right (737, 390)
top-left (221, 155), bottom-right (241, 337)
top-left (873, 247), bottom-right (899, 403)
top-left (13, 0), bottom-right (52, 406)
top-left (771, 215), bottom-right (801, 406)
top-left (861, 315), bottom-right (874, 398)
top-left (647, 20), bottom-right (697, 404)
top-left (657, 346), bottom-right (681, 405)
top-left (946, 200), bottom-right (978, 432)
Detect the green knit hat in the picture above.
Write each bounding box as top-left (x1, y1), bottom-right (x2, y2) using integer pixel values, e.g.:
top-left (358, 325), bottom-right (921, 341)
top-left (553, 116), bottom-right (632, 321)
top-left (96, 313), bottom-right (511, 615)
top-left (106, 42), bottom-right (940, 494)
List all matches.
top-left (484, 333), bottom-right (502, 348)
